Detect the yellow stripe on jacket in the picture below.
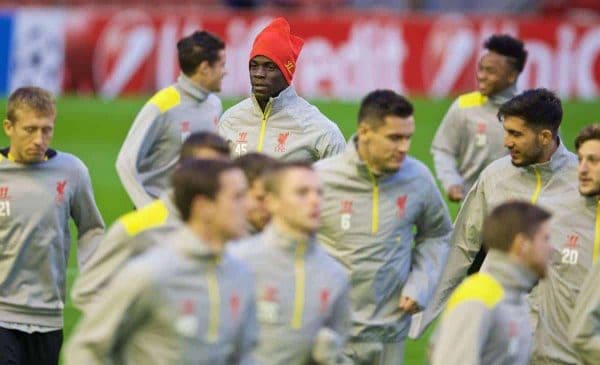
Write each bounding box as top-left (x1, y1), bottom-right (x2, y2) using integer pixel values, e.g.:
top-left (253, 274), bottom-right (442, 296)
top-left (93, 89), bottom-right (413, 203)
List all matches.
top-left (257, 102), bottom-right (273, 153)
top-left (530, 167), bottom-right (542, 204)
top-left (444, 272), bottom-right (504, 316)
top-left (120, 199), bottom-right (170, 237)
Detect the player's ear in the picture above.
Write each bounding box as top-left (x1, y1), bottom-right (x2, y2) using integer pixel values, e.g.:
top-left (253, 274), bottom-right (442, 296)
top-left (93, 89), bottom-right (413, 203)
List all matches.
top-left (357, 122), bottom-right (370, 139)
top-left (3, 119), bottom-right (14, 136)
top-left (538, 129), bottom-right (554, 147)
top-left (196, 60), bottom-right (211, 76)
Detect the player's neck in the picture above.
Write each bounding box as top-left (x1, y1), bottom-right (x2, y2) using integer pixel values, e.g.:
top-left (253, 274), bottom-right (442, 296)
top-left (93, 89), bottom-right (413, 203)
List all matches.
top-left (187, 220), bottom-right (226, 254)
top-left (271, 217), bottom-right (313, 245)
top-left (356, 140), bottom-right (382, 176)
top-left (538, 139), bottom-right (559, 164)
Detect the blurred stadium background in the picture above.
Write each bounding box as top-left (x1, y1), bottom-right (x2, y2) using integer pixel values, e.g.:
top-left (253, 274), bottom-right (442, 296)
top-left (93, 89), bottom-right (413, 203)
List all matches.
top-left (0, 0), bottom-right (599, 363)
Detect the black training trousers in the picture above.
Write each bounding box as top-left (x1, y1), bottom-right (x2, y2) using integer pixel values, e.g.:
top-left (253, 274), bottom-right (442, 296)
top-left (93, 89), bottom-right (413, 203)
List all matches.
top-left (0, 327), bottom-right (62, 365)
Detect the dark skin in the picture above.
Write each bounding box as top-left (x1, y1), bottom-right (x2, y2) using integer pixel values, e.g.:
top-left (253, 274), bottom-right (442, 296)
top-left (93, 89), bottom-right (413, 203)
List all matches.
top-left (249, 56), bottom-right (289, 112)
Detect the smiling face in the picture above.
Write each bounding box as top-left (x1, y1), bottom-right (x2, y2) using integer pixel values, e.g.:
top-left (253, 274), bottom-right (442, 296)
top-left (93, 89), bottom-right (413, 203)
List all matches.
top-left (502, 116), bottom-right (546, 167)
top-left (3, 109), bottom-right (55, 164)
top-left (249, 55), bottom-right (288, 105)
top-left (477, 51), bottom-right (518, 97)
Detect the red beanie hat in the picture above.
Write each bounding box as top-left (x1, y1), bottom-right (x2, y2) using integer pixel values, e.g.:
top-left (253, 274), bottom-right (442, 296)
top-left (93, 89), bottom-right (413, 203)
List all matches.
top-left (250, 17), bottom-right (304, 84)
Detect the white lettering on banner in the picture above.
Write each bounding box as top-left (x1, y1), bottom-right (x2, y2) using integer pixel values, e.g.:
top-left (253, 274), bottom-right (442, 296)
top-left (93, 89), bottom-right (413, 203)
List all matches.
top-left (557, 26), bottom-right (575, 96)
top-left (297, 23), bottom-right (406, 98)
top-left (79, 13), bottom-right (600, 99)
top-left (424, 15), bottom-right (476, 96)
top-left (156, 21), bottom-right (178, 90)
top-left (521, 41), bottom-right (553, 90)
top-left (95, 10), bottom-right (155, 98)
top-left (577, 27), bottom-right (600, 98)
top-left (155, 20), bottom-right (203, 90)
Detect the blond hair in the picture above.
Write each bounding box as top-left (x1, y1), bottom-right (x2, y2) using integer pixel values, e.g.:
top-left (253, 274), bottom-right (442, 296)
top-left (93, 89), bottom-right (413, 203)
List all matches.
top-left (6, 87), bottom-right (56, 123)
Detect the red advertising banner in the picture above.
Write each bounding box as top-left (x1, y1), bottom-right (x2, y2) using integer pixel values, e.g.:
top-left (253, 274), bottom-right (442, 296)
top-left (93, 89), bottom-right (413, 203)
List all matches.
top-left (63, 9), bottom-right (600, 99)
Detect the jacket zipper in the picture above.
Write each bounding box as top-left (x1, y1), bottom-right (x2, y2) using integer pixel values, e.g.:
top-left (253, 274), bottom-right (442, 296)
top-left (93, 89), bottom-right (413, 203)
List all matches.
top-left (257, 102), bottom-right (273, 153)
top-left (206, 258), bottom-right (220, 343)
top-left (594, 200), bottom-right (600, 264)
top-left (530, 167), bottom-right (542, 204)
top-left (291, 242), bottom-right (306, 329)
top-left (367, 169), bottom-right (379, 234)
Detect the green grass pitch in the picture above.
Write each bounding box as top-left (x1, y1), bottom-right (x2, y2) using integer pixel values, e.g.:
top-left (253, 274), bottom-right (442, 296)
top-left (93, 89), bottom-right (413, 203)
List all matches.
top-left (0, 95), bottom-right (596, 363)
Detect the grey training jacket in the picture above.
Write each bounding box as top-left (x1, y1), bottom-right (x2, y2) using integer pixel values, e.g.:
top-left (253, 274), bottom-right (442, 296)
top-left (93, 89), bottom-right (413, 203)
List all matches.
top-left (71, 191), bottom-right (181, 310)
top-left (431, 86), bottom-right (516, 193)
top-left (431, 250), bottom-right (537, 365)
top-left (568, 197), bottom-right (600, 364)
top-left (116, 75), bottom-right (222, 208)
top-left (0, 149), bottom-right (105, 328)
top-left (230, 224), bottom-right (351, 365)
top-left (65, 226), bottom-right (258, 365)
top-left (417, 141), bottom-right (589, 364)
top-left (315, 137), bottom-right (453, 343)
top-left (218, 86), bottom-right (345, 162)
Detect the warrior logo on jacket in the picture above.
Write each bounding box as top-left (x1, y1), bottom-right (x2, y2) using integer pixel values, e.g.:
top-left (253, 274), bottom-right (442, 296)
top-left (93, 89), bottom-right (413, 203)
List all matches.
top-left (235, 132), bottom-right (248, 156)
top-left (258, 286), bottom-right (280, 323)
top-left (180, 121), bottom-right (191, 143)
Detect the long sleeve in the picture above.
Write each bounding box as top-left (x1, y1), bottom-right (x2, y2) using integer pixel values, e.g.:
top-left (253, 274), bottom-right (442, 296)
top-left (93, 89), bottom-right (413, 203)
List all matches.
top-left (409, 178), bottom-right (488, 338)
top-left (64, 262), bottom-right (155, 365)
top-left (431, 102), bottom-right (465, 191)
top-left (235, 290), bottom-right (259, 365)
top-left (431, 302), bottom-right (491, 365)
top-left (568, 262), bottom-right (600, 365)
top-left (327, 279), bottom-right (351, 339)
top-left (316, 124), bottom-right (346, 160)
top-left (72, 163), bottom-right (105, 268)
top-left (401, 174), bottom-right (453, 308)
top-left (116, 103), bottom-right (163, 208)
top-left (71, 223), bottom-right (131, 310)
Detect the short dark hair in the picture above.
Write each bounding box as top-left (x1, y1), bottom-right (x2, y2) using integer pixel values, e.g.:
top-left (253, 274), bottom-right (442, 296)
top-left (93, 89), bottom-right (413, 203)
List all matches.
top-left (7, 86), bottom-right (56, 123)
top-left (482, 201), bottom-right (551, 252)
top-left (484, 34), bottom-right (528, 73)
top-left (172, 159), bottom-right (237, 221)
top-left (497, 88), bottom-right (562, 137)
top-left (235, 153), bottom-right (281, 186)
top-left (575, 124), bottom-right (600, 151)
top-left (177, 31), bottom-right (225, 77)
top-left (180, 132), bottom-right (230, 162)
top-left (263, 161), bottom-right (313, 195)
top-left (358, 90), bottom-right (413, 129)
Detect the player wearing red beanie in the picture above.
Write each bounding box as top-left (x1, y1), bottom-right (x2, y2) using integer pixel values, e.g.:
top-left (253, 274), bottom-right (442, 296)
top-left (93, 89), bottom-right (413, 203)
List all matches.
top-left (218, 17), bottom-right (346, 163)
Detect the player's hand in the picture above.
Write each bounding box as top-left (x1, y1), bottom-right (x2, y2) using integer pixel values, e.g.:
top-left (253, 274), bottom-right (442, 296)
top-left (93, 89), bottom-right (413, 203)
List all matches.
top-left (398, 296), bottom-right (420, 314)
top-left (447, 184), bottom-right (464, 202)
